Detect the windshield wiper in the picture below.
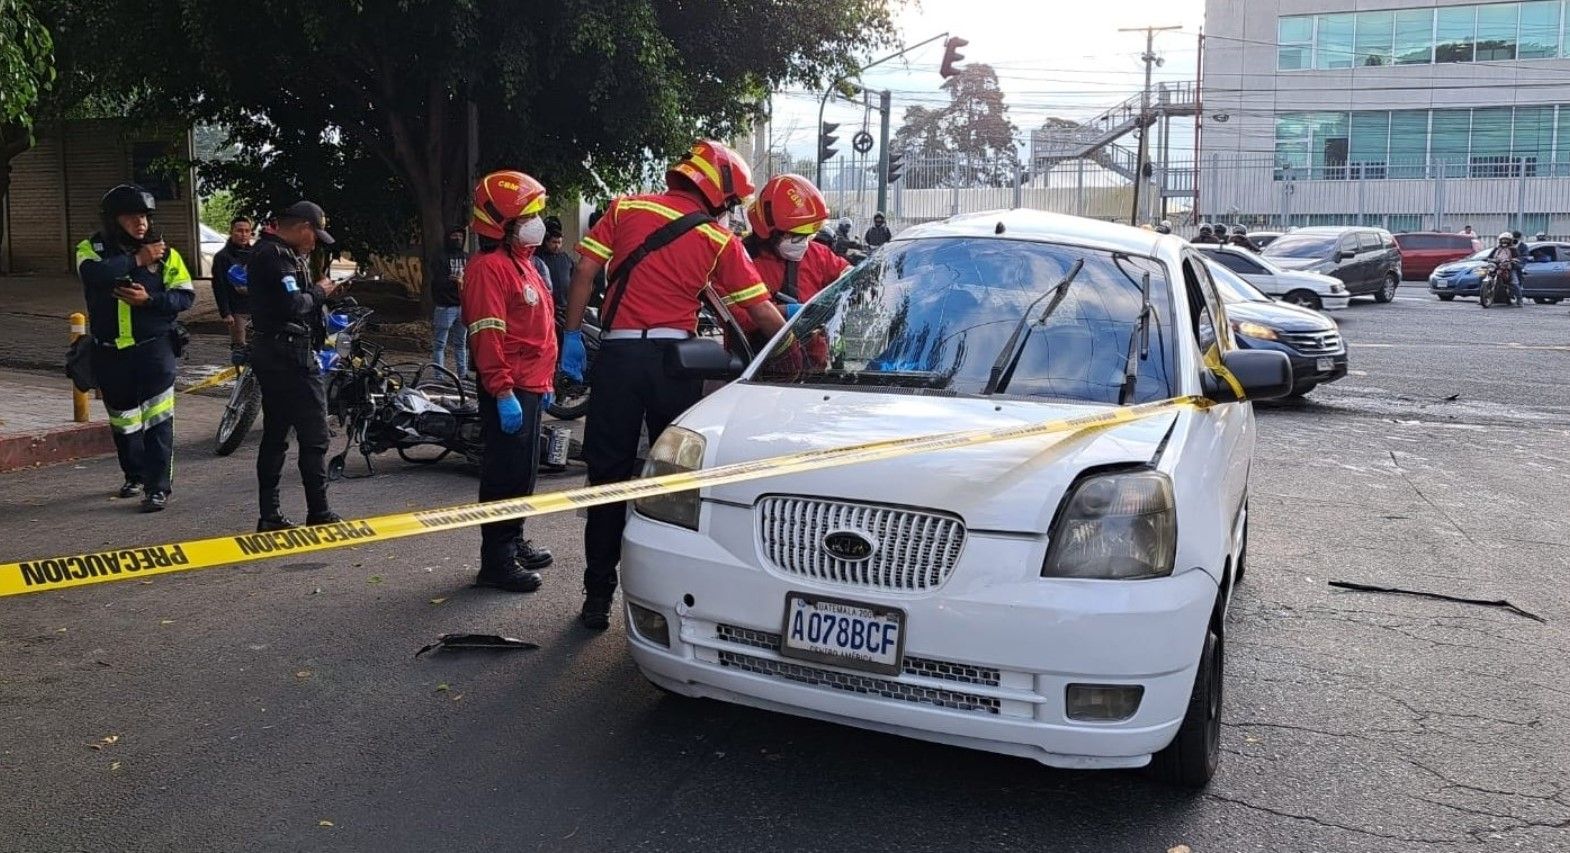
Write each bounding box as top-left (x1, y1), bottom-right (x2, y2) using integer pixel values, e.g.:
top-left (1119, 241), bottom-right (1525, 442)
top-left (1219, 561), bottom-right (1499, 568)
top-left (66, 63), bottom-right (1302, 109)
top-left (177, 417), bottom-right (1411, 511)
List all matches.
top-left (1117, 270), bottom-right (1153, 405)
top-left (983, 259), bottom-right (1084, 396)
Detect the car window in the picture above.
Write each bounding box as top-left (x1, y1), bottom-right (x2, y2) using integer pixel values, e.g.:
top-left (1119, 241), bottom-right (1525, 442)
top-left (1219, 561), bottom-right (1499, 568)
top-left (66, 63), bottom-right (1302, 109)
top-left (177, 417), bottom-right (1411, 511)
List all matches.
top-left (1205, 250), bottom-right (1264, 275)
top-left (1443, 235), bottom-right (1473, 250)
top-left (1204, 259), bottom-right (1273, 303)
top-left (1398, 234), bottom-right (1441, 250)
top-left (1357, 232), bottom-right (1380, 253)
top-left (1529, 245), bottom-right (1557, 263)
top-left (1181, 255), bottom-right (1226, 357)
top-left (1338, 235), bottom-right (1359, 254)
top-left (750, 237), bottom-right (1178, 405)
top-left (1264, 234), bottom-right (1338, 259)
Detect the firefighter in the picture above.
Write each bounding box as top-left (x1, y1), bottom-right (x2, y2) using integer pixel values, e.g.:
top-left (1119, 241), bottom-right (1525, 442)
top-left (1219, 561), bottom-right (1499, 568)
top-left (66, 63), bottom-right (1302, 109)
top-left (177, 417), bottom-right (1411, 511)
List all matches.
top-left (737, 173), bottom-right (847, 343)
top-left (246, 201), bottom-right (341, 531)
top-left (461, 170), bottom-right (558, 591)
top-left (560, 139), bottom-right (787, 631)
top-left (76, 184), bottom-right (195, 512)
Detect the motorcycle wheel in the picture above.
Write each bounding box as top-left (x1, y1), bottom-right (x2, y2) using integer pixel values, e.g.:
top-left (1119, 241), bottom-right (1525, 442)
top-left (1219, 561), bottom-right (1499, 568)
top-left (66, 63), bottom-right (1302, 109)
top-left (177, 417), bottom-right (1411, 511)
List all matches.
top-left (1479, 280), bottom-right (1495, 308)
top-left (214, 369), bottom-right (261, 456)
top-left (547, 373), bottom-right (591, 421)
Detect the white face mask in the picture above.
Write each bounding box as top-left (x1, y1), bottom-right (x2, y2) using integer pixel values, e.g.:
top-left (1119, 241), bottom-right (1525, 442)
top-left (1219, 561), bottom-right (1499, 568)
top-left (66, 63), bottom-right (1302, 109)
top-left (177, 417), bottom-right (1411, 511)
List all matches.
top-left (777, 235), bottom-right (811, 262)
top-left (513, 217), bottom-right (546, 247)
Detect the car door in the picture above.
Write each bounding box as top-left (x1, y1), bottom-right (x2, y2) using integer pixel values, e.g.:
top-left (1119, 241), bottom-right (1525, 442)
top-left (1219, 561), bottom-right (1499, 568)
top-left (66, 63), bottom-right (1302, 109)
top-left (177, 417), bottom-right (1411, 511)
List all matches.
top-left (1537, 244), bottom-right (1570, 297)
top-left (1335, 233), bottom-right (1363, 290)
top-left (1357, 231), bottom-right (1384, 289)
top-left (1205, 249), bottom-right (1276, 295)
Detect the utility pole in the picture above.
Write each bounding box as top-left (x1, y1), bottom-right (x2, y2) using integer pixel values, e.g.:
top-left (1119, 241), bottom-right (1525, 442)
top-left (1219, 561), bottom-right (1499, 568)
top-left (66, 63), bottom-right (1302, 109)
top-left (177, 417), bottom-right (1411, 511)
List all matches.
top-left (1120, 25), bottom-right (1180, 227)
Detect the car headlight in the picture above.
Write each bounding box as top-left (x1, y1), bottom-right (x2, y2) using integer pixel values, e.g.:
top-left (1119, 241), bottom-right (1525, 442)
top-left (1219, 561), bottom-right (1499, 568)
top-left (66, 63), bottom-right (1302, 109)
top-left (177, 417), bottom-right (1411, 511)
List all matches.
top-left (634, 426), bottom-right (706, 529)
top-left (1042, 470), bottom-right (1176, 580)
top-left (1231, 320), bottom-right (1278, 341)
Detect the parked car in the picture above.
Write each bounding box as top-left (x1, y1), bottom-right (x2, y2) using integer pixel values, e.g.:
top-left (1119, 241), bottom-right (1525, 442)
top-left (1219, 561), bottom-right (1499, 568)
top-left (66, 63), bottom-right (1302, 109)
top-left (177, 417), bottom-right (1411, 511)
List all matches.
top-left (1247, 230), bottom-right (1285, 249)
top-left (1203, 257), bottom-right (1348, 397)
top-left (620, 210), bottom-right (1293, 788)
top-left (1393, 232), bottom-right (1482, 280)
top-left (1428, 242), bottom-right (1570, 303)
top-left (1263, 227), bottom-right (1403, 303)
top-left (199, 223), bottom-right (226, 277)
top-left (1195, 245), bottom-right (1349, 311)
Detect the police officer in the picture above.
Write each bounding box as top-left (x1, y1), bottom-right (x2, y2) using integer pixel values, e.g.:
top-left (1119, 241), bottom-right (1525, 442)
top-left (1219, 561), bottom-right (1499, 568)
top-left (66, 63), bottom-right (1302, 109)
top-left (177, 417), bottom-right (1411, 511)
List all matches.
top-left (246, 201), bottom-right (341, 531)
top-left (1229, 224), bottom-right (1259, 252)
top-left (77, 184), bottom-right (195, 512)
top-left (1193, 223), bottom-right (1217, 244)
top-left (561, 139), bottom-right (787, 631)
top-left (461, 170), bottom-right (558, 592)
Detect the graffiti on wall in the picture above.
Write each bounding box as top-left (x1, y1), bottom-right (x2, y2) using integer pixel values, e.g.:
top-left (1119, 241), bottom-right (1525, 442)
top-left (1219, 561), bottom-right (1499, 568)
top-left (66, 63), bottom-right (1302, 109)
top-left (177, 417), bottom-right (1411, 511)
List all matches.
top-left (364, 254), bottom-right (424, 296)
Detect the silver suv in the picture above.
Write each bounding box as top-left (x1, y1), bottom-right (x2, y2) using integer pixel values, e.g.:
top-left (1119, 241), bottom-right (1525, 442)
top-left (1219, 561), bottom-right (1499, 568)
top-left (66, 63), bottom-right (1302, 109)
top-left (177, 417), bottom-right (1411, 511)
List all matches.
top-left (1262, 227), bottom-right (1404, 303)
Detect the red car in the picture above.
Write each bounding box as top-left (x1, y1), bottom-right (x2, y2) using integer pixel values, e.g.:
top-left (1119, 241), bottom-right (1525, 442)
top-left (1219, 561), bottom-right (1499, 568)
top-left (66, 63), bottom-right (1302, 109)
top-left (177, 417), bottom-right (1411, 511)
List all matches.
top-left (1394, 232), bottom-right (1483, 280)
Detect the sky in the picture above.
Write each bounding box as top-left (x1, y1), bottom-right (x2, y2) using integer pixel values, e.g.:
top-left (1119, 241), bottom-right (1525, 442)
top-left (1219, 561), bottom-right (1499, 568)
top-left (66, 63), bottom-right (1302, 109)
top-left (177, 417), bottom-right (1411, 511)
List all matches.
top-left (767, 0), bottom-right (1208, 160)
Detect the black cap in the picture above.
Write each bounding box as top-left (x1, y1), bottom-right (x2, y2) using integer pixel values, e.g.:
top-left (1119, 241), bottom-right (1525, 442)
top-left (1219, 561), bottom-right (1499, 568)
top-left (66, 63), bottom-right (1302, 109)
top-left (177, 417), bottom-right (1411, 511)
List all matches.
top-left (278, 200), bottom-right (334, 245)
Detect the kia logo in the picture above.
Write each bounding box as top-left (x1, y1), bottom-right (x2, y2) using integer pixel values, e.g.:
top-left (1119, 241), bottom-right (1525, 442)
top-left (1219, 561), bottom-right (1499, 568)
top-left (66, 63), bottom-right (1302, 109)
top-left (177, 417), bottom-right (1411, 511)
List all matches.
top-left (822, 530), bottom-right (876, 562)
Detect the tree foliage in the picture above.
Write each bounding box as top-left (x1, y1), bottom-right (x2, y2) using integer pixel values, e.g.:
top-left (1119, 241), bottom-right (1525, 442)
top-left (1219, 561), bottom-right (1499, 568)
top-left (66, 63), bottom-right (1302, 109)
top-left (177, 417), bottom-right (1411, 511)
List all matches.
top-left (893, 64), bottom-right (1019, 188)
top-left (0, 0), bottom-right (54, 128)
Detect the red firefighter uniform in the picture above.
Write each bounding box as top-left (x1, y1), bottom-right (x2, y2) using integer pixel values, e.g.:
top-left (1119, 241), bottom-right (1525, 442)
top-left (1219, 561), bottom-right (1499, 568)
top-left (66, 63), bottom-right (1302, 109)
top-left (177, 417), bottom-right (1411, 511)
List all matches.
top-left (735, 240), bottom-right (849, 335)
top-left (462, 242), bottom-right (557, 398)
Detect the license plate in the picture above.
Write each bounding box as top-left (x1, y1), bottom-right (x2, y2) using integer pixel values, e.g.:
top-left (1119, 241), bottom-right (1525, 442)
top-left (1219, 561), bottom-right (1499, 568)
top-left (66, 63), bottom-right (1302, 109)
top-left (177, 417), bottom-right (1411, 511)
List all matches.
top-left (1433, 281), bottom-right (1449, 288)
top-left (780, 593), bottom-right (905, 675)
top-left (1316, 357), bottom-right (1334, 372)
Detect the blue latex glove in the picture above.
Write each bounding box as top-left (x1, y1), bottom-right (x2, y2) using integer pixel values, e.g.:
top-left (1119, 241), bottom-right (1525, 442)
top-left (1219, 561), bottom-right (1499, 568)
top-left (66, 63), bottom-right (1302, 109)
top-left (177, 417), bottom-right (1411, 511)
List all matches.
top-left (540, 392), bottom-right (554, 412)
top-left (497, 392), bottom-right (524, 435)
top-left (560, 330), bottom-right (587, 382)
top-left (783, 302), bottom-right (802, 320)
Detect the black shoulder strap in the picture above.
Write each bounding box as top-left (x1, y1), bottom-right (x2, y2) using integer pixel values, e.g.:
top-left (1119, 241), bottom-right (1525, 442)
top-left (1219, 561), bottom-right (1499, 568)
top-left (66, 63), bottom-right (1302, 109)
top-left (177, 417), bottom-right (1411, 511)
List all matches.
top-left (780, 260), bottom-right (800, 300)
top-left (600, 211), bottom-right (715, 331)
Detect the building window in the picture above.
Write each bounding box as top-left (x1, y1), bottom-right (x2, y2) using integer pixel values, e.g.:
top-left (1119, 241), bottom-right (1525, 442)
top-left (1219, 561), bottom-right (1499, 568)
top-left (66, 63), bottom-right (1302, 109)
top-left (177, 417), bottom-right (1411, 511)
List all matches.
top-left (1519, 1), bottom-right (1560, 58)
top-left (1514, 106), bottom-right (1554, 174)
top-left (1436, 6), bottom-right (1477, 62)
top-left (1475, 3), bottom-right (1521, 60)
top-left (1279, 16), bottom-right (1315, 70)
top-left (1316, 13), bottom-right (1357, 69)
top-left (1355, 10), bottom-right (1396, 65)
top-left (1350, 111), bottom-right (1391, 177)
top-left (1272, 104), bottom-right (1570, 180)
top-left (1394, 9), bottom-right (1436, 64)
top-left (1470, 106), bottom-right (1516, 175)
top-left (1389, 111), bottom-right (1431, 177)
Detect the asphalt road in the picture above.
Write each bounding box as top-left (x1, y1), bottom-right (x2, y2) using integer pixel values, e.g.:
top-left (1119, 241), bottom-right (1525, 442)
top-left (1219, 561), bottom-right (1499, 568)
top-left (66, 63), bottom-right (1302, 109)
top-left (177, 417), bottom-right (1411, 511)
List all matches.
top-left (2, 283), bottom-right (1567, 853)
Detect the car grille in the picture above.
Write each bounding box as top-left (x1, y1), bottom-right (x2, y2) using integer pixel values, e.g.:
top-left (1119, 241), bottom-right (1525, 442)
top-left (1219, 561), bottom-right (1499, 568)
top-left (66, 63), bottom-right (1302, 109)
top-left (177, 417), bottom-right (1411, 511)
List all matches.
top-left (756, 496), bottom-right (965, 592)
top-left (716, 624), bottom-right (1002, 687)
top-left (1278, 329), bottom-right (1344, 355)
top-left (716, 650), bottom-right (1001, 715)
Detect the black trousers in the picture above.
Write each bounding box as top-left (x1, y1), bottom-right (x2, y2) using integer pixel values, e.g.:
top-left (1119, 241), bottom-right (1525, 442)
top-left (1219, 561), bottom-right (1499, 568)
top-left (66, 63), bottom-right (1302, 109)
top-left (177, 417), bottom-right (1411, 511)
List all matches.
top-left (582, 340), bottom-right (702, 597)
top-left (478, 388), bottom-right (542, 572)
top-left (93, 337), bottom-right (178, 493)
top-left (252, 338), bottom-right (331, 518)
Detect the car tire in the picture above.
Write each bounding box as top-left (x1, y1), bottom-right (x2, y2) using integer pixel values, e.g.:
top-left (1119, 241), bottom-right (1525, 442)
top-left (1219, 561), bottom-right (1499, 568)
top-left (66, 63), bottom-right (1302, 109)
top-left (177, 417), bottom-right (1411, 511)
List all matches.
top-left (1533, 297), bottom-right (1561, 305)
top-left (1283, 290), bottom-right (1322, 311)
top-left (1437, 294), bottom-right (1455, 302)
top-left (1149, 626), bottom-right (1223, 789)
top-left (1373, 272), bottom-right (1399, 303)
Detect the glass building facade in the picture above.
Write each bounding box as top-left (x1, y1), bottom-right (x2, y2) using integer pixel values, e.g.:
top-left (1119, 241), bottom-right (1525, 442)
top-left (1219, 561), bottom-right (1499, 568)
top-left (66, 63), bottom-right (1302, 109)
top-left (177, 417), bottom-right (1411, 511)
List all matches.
top-left (1274, 105), bottom-right (1570, 179)
top-left (1279, 1), bottom-right (1566, 70)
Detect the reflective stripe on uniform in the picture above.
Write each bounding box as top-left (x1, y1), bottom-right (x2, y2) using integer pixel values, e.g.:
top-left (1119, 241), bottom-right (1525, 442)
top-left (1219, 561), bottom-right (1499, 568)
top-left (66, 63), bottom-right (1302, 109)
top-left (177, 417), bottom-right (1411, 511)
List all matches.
top-left (467, 317), bottom-right (507, 335)
top-left (75, 239), bottom-right (102, 272)
top-left (141, 387), bottom-right (175, 429)
top-left (616, 200), bottom-right (731, 248)
top-left (722, 283), bottom-right (769, 305)
top-left (115, 301), bottom-right (135, 349)
top-left (108, 404), bottom-right (143, 435)
top-left (579, 235), bottom-right (612, 260)
top-left (163, 249), bottom-right (195, 291)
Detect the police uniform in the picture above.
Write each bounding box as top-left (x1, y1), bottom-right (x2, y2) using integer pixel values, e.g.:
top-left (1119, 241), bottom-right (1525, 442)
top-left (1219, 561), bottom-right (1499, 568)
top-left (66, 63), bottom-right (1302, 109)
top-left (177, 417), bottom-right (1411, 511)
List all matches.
top-left (77, 233), bottom-right (194, 498)
top-left (246, 230), bottom-right (333, 523)
top-left (575, 191), bottom-right (770, 601)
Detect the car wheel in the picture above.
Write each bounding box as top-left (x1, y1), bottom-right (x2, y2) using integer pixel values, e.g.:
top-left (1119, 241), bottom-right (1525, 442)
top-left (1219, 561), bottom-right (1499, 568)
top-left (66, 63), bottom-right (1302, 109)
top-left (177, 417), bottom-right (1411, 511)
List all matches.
top-left (1283, 290), bottom-right (1322, 311)
top-left (1373, 272), bottom-right (1399, 303)
top-left (1437, 294), bottom-right (1456, 302)
top-left (1533, 297), bottom-right (1560, 305)
top-left (1149, 626), bottom-right (1223, 789)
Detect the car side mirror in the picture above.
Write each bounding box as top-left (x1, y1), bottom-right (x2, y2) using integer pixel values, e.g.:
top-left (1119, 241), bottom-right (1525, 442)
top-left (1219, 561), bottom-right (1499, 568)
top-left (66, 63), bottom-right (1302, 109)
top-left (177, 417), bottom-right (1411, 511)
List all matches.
top-left (1336, 249), bottom-right (1356, 261)
top-left (1203, 350), bottom-right (1292, 403)
top-left (664, 337), bottom-right (746, 381)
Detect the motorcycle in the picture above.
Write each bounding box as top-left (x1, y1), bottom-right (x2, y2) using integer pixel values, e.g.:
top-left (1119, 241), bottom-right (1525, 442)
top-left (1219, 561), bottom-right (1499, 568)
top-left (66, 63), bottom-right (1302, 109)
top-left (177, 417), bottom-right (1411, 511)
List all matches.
top-left (1478, 260), bottom-right (1521, 309)
top-left (546, 307), bottom-right (600, 421)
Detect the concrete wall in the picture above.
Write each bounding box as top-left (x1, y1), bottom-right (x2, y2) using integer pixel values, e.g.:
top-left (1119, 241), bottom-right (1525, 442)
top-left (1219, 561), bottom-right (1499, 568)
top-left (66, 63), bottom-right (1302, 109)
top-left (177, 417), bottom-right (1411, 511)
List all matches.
top-left (1, 120), bottom-right (198, 276)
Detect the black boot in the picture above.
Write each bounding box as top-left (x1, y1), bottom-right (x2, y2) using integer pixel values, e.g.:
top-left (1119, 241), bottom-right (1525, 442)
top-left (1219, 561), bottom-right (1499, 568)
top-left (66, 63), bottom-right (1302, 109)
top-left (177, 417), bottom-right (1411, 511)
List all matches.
top-left (475, 559), bottom-right (543, 593)
top-left (306, 510), bottom-right (344, 526)
top-left (516, 538), bottom-right (553, 570)
top-left (257, 514), bottom-right (297, 532)
top-left (140, 491), bottom-right (168, 513)
top-left (580, 593), bottom-right (613, 631)
top-left (117, 479), bottom-right (143, 499)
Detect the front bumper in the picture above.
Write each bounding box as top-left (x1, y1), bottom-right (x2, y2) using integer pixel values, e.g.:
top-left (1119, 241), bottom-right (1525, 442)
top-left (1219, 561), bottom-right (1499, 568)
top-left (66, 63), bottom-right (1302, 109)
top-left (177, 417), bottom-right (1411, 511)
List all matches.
top-left (620, 506), bottom-right (1220, 770)
top-left (1429, 273), bottom-right (1480, 296)
top-left (1236, 338), bottom-right (1348, 388)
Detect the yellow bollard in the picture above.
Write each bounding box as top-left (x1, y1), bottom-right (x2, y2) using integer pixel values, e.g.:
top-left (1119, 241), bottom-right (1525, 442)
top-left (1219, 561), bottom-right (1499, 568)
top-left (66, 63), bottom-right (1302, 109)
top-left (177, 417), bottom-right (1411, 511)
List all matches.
top-left (69, 312), bottom-right (90, 423)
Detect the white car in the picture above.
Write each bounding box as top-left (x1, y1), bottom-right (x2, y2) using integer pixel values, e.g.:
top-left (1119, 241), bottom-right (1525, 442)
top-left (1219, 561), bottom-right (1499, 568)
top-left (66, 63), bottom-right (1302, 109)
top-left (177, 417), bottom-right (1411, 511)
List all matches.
top-left (1195, 245), bottom-right (1349, 311)
top-left (620, 210), bottom-right (1292, 787)
top-left (199, 223), bottom-right (227, 277)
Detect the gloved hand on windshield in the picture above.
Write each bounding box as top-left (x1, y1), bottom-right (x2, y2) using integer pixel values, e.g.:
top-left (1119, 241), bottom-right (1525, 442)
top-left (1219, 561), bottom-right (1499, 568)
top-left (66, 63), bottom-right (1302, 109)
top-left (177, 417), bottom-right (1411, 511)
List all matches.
top-left (496, 391), bottom-right (524, 435)
top-left (783, 302), bottom-right (802, 320)
top-left (560, 330), bottom-right (586, 382)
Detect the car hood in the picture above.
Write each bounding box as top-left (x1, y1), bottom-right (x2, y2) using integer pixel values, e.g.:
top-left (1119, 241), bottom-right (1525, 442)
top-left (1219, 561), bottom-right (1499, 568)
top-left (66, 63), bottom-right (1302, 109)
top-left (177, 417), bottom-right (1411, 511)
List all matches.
top-left (1225, 299), bottom-right (1334, 332)
top-left (1433, 258), bottom-right (1484, 275)
top-left (677, 384), bottom-right (1180, 533)
top-left (1273, 269), bottom-right (1343, 289)
top-left (1266, 255), bottom-right (1328, 271)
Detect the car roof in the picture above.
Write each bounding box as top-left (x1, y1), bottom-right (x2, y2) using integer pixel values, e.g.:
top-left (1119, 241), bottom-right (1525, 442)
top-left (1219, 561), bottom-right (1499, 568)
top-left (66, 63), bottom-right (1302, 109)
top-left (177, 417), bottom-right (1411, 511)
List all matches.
top-left (894, 209), bottom-right (1180, 257)
top-left (1289, 226), bottom-right (1388, 235)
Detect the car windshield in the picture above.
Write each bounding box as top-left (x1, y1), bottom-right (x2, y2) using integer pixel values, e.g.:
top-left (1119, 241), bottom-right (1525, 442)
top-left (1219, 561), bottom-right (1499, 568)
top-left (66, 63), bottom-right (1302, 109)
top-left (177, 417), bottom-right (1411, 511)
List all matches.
top-left (1263, 234), bottom-right (1338, 259)
top-left (1203, 260), bottom-right (1273, 303)
top-left (748, 237), bottom-right (1178, 405)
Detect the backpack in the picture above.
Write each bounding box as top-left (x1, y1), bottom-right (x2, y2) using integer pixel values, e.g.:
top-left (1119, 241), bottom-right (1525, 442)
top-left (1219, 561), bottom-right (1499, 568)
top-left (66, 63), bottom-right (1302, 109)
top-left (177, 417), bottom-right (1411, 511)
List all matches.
top-left (65, 336), bottom-right (96, 392)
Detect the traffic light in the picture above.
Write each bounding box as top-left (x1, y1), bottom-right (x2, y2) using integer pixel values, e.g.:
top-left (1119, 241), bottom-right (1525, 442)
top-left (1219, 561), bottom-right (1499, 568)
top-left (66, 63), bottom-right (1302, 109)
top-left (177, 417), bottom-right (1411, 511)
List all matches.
top-left (886, 152), bottom-right (905, 184)
top-left (819, 122), bottom-right (840, 163)
top-left (940, 37), bottom-right (969, 79)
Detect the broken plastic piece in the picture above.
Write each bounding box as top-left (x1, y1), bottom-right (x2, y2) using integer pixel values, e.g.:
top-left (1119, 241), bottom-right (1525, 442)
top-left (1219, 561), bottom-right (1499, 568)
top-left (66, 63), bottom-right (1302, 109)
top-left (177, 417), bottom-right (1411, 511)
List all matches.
top-left (1328, 580), bottom-right (1546, 624)
top-left (414, 633), bottom-right (540, 658)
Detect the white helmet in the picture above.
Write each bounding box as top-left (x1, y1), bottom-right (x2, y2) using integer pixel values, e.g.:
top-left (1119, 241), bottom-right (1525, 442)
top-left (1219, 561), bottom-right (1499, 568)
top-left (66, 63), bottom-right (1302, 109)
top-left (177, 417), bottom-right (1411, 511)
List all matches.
top-left (1499, 232), bottom-right (1514, 242)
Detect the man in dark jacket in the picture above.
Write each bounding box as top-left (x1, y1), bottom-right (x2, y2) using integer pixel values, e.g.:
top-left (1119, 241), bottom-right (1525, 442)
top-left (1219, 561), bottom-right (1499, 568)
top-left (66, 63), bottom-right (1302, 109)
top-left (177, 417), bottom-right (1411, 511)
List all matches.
top-left (537, 225), bottom-right (575, 308)
top-left (864, 212), bottom-right (892, 248)
top-left (431, 226), bottom-right (468, 376)
top-left (211, 216), bottom-right (254, 354)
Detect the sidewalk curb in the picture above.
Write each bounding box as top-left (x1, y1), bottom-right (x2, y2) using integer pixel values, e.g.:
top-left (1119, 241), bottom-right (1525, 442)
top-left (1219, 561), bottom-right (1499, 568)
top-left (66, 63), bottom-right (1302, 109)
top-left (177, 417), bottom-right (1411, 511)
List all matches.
top-left (0, 421), bottom-right (115, 473)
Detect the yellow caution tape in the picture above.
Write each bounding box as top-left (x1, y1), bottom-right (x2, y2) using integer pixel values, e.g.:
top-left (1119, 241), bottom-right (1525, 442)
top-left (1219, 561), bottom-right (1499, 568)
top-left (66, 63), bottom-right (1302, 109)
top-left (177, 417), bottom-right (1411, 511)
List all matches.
top-left (181, 366), bottom-right (239, 394)
top-left (0, 395), bottom-right (1210, 598)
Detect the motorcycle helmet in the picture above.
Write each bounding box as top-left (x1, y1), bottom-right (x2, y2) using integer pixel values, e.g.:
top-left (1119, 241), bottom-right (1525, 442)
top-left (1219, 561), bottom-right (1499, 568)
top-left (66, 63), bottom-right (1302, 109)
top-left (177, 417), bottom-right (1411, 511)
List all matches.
top-left (1232, 224), bottom-right (1249, 236)
top-left (1499, 232), bottom-right (1514, 244)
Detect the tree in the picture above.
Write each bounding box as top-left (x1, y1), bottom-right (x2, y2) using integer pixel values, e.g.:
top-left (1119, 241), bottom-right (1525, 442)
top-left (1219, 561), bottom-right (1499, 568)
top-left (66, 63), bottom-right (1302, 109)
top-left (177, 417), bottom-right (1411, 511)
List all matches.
top-left (892, 64), bottom-right (1019, 188)
top-left (0, 0), bottom-right (54, 257)
top-left (85, 0), bottom-right (894, 299)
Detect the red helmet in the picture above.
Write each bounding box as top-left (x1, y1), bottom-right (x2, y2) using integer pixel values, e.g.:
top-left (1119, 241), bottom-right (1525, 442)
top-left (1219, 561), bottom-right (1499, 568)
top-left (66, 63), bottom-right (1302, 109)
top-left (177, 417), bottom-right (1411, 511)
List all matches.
top-left (747, 174), bottom-right (830, 240)
top-left (471, 170), bottom-right (548, 240)
top-left (667, 140), bottom-right (755, 211)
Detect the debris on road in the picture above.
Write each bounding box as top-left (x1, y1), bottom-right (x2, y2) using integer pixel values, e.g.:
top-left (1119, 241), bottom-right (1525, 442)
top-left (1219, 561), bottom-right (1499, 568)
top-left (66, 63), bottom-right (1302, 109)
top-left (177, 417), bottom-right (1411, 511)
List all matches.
top-left (1328, 580), bottom-right (1547, 623)
top-left (414, 633), bottom-right (539, 658)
